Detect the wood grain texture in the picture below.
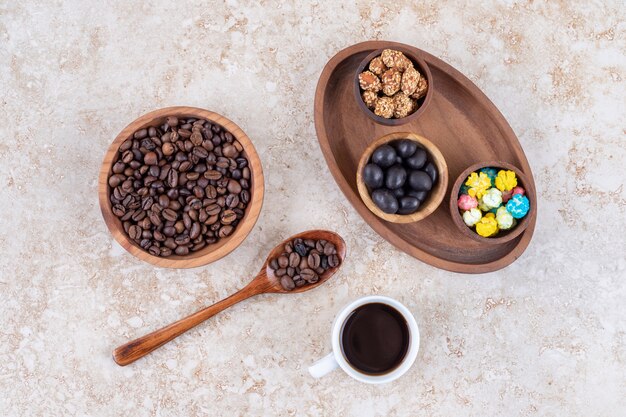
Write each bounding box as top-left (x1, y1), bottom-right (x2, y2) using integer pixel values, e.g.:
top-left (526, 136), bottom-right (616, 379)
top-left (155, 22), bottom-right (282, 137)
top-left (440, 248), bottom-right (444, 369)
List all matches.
top-left (449, 161), bottom-right (536, 245)
top-left (314, 41), bottom-right (537, 274)
top-left (356, 132), bottom-right (448, 223)
top-left (98, 106), bottom-right (265, 268)
top-left (112, 230), bottom-right (346, 366)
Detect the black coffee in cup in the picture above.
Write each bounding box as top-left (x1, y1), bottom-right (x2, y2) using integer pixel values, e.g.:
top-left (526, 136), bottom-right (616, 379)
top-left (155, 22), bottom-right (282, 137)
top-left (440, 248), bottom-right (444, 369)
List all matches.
top-left (341, 303), bottom-right (410, 375)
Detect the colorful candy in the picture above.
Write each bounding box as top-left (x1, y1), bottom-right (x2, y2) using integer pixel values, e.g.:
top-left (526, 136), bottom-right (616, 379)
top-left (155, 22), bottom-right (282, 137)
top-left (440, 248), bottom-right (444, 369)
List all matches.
top-left (496, 206), bottom-right (515, 230)
top-left (457, 194), bottom-right (478, 210)
top-left (479, 167), bottom-right (498, 186)
top-left (457, 166), bottom-right (529, 237)
top-left (482, 188), bottom-right (503, 209)
top-left (462, 208), bottom-right (482, 227)
top-left (464, 172), bottom-right (492, 199)
top-left (512, 186), bottom-right (525, 196)
top-left (495, 170), bottom-right (517, 192)
top-left (506, 194), bottom-right (530, 219)
top-left (476, 213), bottom-right (499, 237)
top-left (502, 189), bottom-right (513, 203)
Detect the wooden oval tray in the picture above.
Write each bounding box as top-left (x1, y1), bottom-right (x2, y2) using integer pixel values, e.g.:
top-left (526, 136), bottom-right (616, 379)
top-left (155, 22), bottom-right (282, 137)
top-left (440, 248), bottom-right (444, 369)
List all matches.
top-left (314, 41), bottom-right (537, 273)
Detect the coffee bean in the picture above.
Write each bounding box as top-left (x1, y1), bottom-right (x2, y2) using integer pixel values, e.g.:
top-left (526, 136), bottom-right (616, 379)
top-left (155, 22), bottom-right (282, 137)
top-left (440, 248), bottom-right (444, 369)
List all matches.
top-left (308, 252), bottom-right (321, 268)
top-left (276, 268), bottom-right (287, 277)
top-left (227, 179), bottom-right (242, 194)
top-left (218, 225), bottom-right (234, 237)
top-left (204, 170), bottom-right (222, 180)
top-left (298, 257), bottom-right (309, 270)
top-left (190, 222), bottom-right (201, 239)
top-left (280, 276), bottom-right (295, 290)
top-left (175, 246), bottom-right (189, 256)
top-left (206, 204), bottom-right (221, 216)
top-left (240, 190), bottom-right (250, 204)
top-left (175, 234), bottom-right (190, 246)
top-left (112, 204), bottom-right (125, 217)
top-left (220, 210), bottom-right (237, 224)
top-left (144, 152), bottom-right (158, 165)
top-left (160, 248), bottom-right (172, 257)
top-left (294, 242), bottom-right (308, 257)
top-left (128, 225), bottom-right (142, 240)
top-left (278, 255), bottom-right (289, 268)
top-left (300, 268), bottom-right (317, 282)
top-left (328, 254), bottom-right (340, 268)
top-left (148, 211), bottom-right (162, 227)
top-left (287, 267), bottom-right (295, 277)
top-left (148, 246), bottom-right (160, 256)
top-left (323, 243), bottom-right (336, 256)
top-left (166, 116), bottom-right (178, 127)
top-left (193, 146), bottom-right (209, 159)
top-left (162, 208), bottom-right (178, 221)
top-left (288, 252), bottom-right (300, 268)
top-left (269, 258), bottom-right (279, 270)
top-left (225, 194), bottom-right (239, 208)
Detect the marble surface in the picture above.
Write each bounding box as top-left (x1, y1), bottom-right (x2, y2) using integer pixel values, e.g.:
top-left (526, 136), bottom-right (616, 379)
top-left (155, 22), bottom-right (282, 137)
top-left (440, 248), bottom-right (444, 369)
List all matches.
top-left (1, 0), bottom-right (625, 415)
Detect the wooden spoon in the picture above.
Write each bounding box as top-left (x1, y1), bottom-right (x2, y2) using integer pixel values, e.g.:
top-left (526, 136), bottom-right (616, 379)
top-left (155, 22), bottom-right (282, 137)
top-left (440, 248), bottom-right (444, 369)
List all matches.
top-left (112, 230), bottom-right (346, 366)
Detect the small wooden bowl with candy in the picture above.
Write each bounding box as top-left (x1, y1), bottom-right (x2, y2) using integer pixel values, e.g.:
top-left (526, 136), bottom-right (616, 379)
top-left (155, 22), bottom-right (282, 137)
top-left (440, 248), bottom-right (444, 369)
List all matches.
top-left (449, 161), bottom-right (535, 245)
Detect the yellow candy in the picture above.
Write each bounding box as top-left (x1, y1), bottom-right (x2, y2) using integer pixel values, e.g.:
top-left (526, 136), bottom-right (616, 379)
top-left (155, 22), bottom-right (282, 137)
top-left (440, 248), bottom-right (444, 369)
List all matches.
top-left (495, 170), bottom-right (517, 192)
top-left (465, 172), bottom-right (491, 199)
top-left (476, 213), bottom-right (499, 237)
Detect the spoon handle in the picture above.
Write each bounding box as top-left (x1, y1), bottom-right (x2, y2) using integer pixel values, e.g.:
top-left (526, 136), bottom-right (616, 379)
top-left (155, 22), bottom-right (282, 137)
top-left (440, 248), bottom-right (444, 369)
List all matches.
top-left (113, 282), bottom-right (261, 366)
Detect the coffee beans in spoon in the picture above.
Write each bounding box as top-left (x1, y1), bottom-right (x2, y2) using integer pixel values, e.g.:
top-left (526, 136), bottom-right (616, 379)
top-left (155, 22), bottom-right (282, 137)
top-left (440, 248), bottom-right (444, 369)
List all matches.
top-left (269, 238), bottom-right (340, 291)
top-left (362, 139), bottom-right (438, 215)
top-left (107, 116), bottom-right (251, 257)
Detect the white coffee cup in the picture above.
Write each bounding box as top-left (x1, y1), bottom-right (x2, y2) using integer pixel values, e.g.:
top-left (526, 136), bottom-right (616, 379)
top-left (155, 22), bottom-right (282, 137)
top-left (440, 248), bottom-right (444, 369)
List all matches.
top-left (308, 295), bottom-right (420, 384)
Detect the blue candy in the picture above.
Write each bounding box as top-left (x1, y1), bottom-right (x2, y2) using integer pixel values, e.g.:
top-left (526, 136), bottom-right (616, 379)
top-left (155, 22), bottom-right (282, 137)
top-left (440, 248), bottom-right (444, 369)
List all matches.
top-left (506, 194), bottom-right (530, 219)
top-left (460, 184), bottom-right (470, 195)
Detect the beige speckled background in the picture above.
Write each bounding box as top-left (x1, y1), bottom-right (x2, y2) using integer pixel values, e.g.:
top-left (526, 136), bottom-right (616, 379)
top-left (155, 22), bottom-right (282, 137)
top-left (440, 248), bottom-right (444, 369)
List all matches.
top-left (1, 0), bottom-right (625, 416)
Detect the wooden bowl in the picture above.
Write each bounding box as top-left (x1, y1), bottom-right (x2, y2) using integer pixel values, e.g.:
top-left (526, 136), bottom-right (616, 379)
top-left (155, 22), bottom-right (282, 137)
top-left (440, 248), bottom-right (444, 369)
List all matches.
top-left (354, 47), bottom-right (434, 126)
top-left (449, 161), bottom-right (535, 245)
top-left (356, 132), bottom-right (448, 223)
top-left (98, 106), bottom-right (265, 268)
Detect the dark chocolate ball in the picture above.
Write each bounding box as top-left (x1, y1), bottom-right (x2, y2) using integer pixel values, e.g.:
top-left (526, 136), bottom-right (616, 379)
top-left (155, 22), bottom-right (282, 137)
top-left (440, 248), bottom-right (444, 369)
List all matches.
top-left (371, 145), bottom-right (397, 168)
top-left (392, 187), bottom-right (405, 198)
top-left (385, 164), bottom-right (407, 190)
top-left (406, 189), bottom-right (429, 202)
top-left (362, 163), bottom-right (384, 189)
top-left (404, 148), bottom-right (427, 170)
top-left (408, 170), bottom-right (433, 191)
top-left (371, 189), bottom-right (399, 214)
top-left (423, 161), bottom-right (438, 183)
top-left (397, 196), bottom-right (420, 214)
top-left (393, 139), bottom-right (417, 158)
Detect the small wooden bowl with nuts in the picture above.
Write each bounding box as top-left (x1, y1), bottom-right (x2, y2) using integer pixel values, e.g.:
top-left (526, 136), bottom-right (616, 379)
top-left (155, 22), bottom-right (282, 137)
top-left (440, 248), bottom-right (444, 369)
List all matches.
top-left (98, 106), bottom-right (264, 268)
top-left (354, 47), bottom-right (434, 126)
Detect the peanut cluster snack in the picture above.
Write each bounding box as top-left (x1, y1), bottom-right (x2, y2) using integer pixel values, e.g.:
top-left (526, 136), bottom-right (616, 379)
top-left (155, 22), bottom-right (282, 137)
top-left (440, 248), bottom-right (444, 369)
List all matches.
top-left (358, 49), bottom-right (428, 119)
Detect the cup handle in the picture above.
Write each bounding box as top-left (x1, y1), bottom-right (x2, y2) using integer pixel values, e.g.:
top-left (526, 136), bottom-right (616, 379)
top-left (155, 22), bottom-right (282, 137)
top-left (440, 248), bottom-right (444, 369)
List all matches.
top-left (308, 353), bottom-right (339, 378)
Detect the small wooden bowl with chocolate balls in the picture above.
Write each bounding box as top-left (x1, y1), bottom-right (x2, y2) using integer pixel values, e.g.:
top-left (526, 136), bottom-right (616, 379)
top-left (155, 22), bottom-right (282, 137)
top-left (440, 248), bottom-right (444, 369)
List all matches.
top-left (356, 132), bottom-right (448, 223)
top-left (355, 48), bottom-right (433, 125)
top-left (98, 106), bottom-right (264, 268)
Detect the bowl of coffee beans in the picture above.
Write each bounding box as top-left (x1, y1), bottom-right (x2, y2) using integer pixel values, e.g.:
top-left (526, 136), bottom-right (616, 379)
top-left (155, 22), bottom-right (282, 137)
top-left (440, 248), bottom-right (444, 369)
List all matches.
top-left (356, 132), bottom-right (448, 223)
top-left (98, 106), bottom-right (264, 268)
top-left (355, 47), bottom-right (433, 126)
